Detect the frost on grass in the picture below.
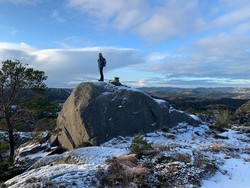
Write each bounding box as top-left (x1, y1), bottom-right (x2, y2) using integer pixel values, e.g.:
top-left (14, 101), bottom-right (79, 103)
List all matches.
top-left (4, 123), bottom-right (250, 188)
top-left (98, 123), bottom-right (250, 188)
top-left (97, 147), bottom-right (220, 188)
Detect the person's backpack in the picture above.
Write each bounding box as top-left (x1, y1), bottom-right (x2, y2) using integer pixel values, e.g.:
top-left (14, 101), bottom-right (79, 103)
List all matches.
top-left (103, 58), bottom-right (106, 67)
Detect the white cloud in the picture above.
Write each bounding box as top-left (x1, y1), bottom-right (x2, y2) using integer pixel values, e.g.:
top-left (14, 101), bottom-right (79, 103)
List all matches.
top-left (66, 0), bottom-right (250, 43)
top-left (64, 0), bottom-right (250, 87)
top-left (1, 39), bottom-right (250, 88)
top-left (67, 0), bottom-right (126, 20)
top-left (0, 42), bottom-right (144, 87)
top-left (66, 0), bottom-right (201, 42)
top-left (138, 79), bottom-right (145, 87)
top-left (130, 32), bottom-right (250, 87)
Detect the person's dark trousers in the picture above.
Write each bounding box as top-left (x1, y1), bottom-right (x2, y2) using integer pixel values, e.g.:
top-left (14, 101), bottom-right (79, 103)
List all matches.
top-left (99, 67), bottom-right (104, 81)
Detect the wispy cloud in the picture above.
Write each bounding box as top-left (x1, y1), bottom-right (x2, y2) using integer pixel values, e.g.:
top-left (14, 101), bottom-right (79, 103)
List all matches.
top-left (141, 34), bottom-right (250, 77)
top-left (10, 28), bottom-right (17, 35)
top-left (212, 6), bottom-right (250, 28)
top-left (124, 31), bottom-right (250, 87)
top-left (5, 0), bottom-right (42, 5)
top-left (66, 0), bottom-right (201, 42)
top-left (66, 0), bottom-right (250, 43)
top-left (51, 10), bottom-right (65, 23)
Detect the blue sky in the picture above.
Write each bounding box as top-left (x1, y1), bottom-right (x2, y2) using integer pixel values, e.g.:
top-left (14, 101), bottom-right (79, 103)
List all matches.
top-left (0, 0), bottom-right (250, 88)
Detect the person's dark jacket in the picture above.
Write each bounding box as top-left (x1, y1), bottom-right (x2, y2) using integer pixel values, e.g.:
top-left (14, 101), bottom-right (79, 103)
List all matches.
top-left (98, 57), bottom-right (106, 68)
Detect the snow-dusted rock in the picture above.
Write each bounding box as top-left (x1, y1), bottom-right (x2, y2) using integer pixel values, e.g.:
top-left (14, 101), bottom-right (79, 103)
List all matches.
top-left (16, 141), bottom-right (49, 158)
top-left (235, 100), bottom-right (250, 124)
top-left (56, 82), bottom-right (200, 150)
top-left (4, 124), bottom-right (250, 188)
top-left (5, 147), bottom-right (128, 188)
top-left (57, 82), bottom-right (168, 150)
top-left (168, 108), bottom-right (200, 127)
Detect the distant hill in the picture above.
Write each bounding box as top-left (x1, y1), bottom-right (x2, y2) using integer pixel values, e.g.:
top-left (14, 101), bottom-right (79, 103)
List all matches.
top-left (44, 87), bottom-right (250, 112)
top-left (45, 87), bottom-right (250, 103)
top-left (236, 100), bottom-right (250, 114)
top-left (45, 88), bottom-right (72, 102)
top-left (138, 87), bottom-right (250, 113)
top-left (139, 87), bottom-right (250, 99)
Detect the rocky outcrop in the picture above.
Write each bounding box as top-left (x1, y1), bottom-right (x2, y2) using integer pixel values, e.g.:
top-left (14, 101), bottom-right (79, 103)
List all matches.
top-left (168, 108), bottom-right (199, 127)
top-left (16, 142), bottom-right (48, 158)
top-left (57, 82), bottom-right (199, 150)
top-left (4, 147), bottom-right (128, 188)
top-left (235, 100), bottom-right (250, 124)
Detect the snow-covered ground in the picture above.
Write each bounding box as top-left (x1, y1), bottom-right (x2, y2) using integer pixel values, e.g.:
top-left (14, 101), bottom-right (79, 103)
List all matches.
top-left (4, 123), bottom-right (250, 188)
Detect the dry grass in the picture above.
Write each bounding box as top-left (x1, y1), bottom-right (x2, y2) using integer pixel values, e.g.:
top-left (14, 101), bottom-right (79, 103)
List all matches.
top-left (111, 154), bottom-right (138, 167)
top-left (98, 154), bottom-right (149, 187)
top-left (153, 143), bottom-right (171, 152)
top-left (243, 157), bottom-right (250, 162)
top-left (193, 152), bottom-right (208, 167)
top-left (174, 153), bottom-right (191, 163)
top-left (202, 143), bottom-right (241, 158)
top-left (128, 165), bottom-right (147, 175)
top-left (202, 143), bottom-right (226, 152)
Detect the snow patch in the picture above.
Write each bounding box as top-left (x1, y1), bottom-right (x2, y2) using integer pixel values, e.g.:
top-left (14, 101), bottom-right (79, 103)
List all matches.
top-left (203, 158), bottom-right (250, 188)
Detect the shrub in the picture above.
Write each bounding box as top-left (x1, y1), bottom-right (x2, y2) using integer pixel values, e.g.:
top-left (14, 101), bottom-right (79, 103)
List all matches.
top-left (214, 110), bottom-right (233, 128)
top-left (193, 151), bottom-right (207, 168)
top-left (33, 132), bottom-right (48, 144)
top-left (33, 118), bottom-right (56, 132)
top-left (192, 151), bottom-right (218, 177)
top-left (98, 155), bottom-right (149, 187)
top-left (0, 160), bottom-right (26, 182)
top-left (174, 153), bottom-right (191, 163)
top-left (244, 122), bottom-right (250, 126)
top-left (128, 133), bottom-right (153, 157)
top-left (161, 126), bottom-right (169, 132)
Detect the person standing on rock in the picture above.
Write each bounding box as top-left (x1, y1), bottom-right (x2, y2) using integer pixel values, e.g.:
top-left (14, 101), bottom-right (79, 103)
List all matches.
top-left (97, 52), bottom-right (106, 81)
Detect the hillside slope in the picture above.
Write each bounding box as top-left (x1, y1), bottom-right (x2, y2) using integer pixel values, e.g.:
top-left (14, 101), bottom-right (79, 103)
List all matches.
top-left (4, 123), bottom-right (250, 188)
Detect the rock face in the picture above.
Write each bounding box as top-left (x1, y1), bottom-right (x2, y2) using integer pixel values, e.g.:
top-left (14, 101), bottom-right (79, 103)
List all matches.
top-left (57, 82), bottom-right (199, 150)
top-left (235, 100), bottom-right (250, 124)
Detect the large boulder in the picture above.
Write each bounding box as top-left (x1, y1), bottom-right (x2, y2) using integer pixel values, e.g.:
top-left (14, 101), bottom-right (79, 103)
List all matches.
top-left (56, 82), bottom-right (199, 150)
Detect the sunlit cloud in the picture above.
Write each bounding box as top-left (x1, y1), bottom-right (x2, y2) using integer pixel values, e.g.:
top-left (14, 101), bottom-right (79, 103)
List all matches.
top-left (138, 79), bottom-right (145, 87)
top-left (66, 0), bottom-right (250, 44)
top-left (1, 0), bottom-right (250, 88)
top-left (66, 0), bottom-right (201, 42)
top-left (0, 42), bottom-right (144, 87)
top-left (1, 39), bottom-right (250, 88)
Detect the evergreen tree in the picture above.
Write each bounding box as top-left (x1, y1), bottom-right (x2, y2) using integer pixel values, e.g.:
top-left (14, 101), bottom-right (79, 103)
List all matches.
top-left (0, 59), bottom-right (47, 161)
